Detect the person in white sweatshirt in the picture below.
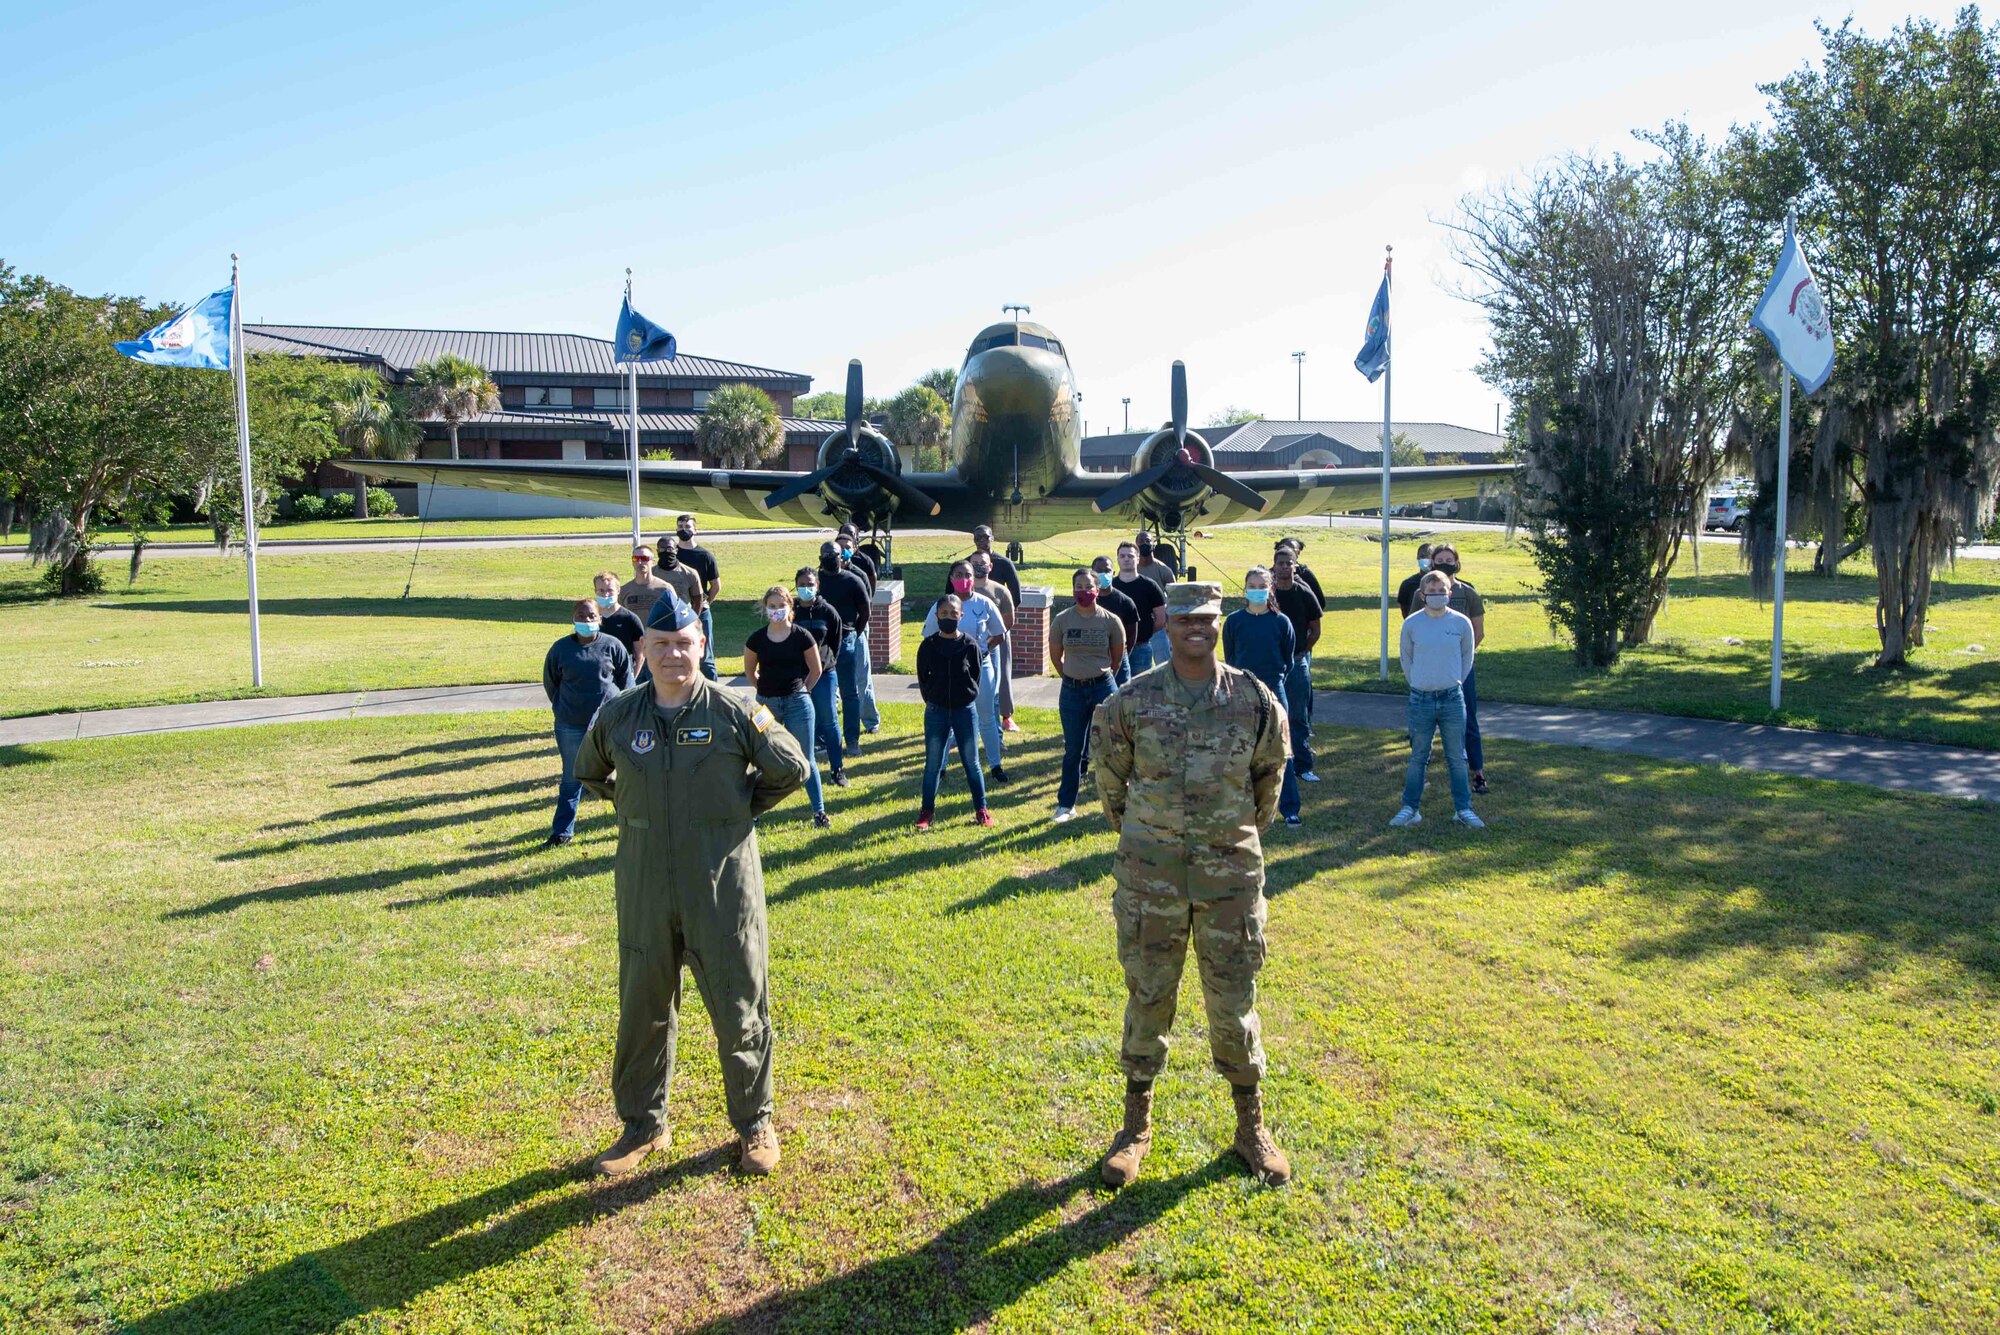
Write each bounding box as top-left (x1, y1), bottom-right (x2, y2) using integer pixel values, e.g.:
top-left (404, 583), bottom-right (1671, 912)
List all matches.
top-left (1391, 569), bottom-right (1483, 829)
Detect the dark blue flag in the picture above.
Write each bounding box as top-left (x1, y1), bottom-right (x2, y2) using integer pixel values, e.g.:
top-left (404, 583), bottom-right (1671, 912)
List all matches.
top-left (614, 297), bottom-right (676, 363)
top-left (1353, 273), bottom-right (1389, 383)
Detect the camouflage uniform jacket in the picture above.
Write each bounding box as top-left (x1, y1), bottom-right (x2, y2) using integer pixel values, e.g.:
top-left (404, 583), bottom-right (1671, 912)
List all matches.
top-left (1091, 663), bottom-right (1289, 900)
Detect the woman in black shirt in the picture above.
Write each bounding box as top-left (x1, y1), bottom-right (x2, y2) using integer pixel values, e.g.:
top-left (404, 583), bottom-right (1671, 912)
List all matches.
top-left (745, 585), bottom-right (830, 827)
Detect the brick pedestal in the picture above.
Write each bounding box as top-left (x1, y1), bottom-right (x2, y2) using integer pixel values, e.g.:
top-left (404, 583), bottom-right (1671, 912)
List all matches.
top-left (1013, 586), bottom-right (1053, 677)
top-left (869, 580), bottom-right (904, 670)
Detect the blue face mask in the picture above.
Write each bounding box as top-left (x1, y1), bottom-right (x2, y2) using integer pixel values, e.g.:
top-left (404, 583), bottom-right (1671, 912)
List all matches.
top-left (573, 621), bottom-right (597, 638)
top-left (1096, 571), bottom-right (1112, 589)
top-left (595, 594), bottom-right (616, 611)
top-left (1417, 557), bottom-right (1432, 572)
top-left (796, 587), bottom-right (816, 602)
top-left (1245, 587), bottom-right (1270, 606)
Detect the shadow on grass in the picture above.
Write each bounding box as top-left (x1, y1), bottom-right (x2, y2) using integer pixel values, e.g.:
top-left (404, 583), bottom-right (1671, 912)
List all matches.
top-left (0, 744), bottom-right (55, 769)
top-left (122, 1151), bottom-right (724, 1335)
top-left (351, 731), bottom-right (544, 763)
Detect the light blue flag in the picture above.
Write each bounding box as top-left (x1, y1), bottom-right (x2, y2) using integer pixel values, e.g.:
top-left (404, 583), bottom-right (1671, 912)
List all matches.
top-left (114, 285), bottom-right (233, 370)
top-left (1353, 273), bottom-right (1389, 383)
top-left (1750, 217), bottom-right (1835, 393)
top-left (614, 297), bottom-right (677, 363)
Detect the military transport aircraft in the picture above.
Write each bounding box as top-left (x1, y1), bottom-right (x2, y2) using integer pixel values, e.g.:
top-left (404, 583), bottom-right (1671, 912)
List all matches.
top-left (345, 317), bottom-right (1509, 560)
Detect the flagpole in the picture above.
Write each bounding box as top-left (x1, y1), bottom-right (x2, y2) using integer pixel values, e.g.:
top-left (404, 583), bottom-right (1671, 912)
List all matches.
top-left (625, 269), bottom-right (643, 550)
top-left (1378, 246), bottom-right (1393, 681)
top-left (230, 254), bottom-right (263, 688)
top-left (1771, 364), bottom-right (1791, 711)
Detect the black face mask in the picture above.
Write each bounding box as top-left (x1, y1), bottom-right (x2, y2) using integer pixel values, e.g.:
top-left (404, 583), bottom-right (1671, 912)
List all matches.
top-left (659, 551), bottom-right (679, 569)
top-left (1137, 543), bottom-right (1153, 558)
top-left (1434, 562), bottom-right (1459, 577)
top-left (935, 618), bottom-right (960, 636)
top-left (677, 530), bottom-right (694, 544)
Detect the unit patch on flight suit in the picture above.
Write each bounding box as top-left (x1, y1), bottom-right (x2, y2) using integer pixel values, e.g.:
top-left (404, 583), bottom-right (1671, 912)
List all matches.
top-left (677, 727), bottom-right (713, 746)
top-left (630, 728), bottom-right (656, 755)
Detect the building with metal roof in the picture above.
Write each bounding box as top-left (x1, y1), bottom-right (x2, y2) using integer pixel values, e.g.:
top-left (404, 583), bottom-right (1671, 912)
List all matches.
top-left (1081, 419), bottom-right (1506, 473)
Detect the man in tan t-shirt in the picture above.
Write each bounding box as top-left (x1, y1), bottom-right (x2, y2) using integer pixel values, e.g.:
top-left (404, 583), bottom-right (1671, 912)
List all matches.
top-left (620, 545), bottom-right (671, 622)
top-left (1049, 567), bottom-right (1127, 823)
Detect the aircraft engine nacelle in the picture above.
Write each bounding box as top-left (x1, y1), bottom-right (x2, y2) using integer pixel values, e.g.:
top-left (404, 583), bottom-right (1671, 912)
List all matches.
top-left (1127, 428), bottom-right (1216, 514)
top-left (818, 426), bottom-right (903, 517)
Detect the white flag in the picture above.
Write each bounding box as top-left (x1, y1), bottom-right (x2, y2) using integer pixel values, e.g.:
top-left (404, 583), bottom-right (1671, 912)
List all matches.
top-left (1751, 217), bottom-right (1835, 393)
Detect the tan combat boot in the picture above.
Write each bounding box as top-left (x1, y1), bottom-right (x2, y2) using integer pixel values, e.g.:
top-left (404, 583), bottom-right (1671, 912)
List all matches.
top-left (593, 1123), bottom-right (669, 1177)
top-left (739, 1120), bottom-right (781, 1176)
top-left (1230, 1084), bottom-right (1291, 1186)
top-left (1100, 1083), bottom-right (1154, 1188)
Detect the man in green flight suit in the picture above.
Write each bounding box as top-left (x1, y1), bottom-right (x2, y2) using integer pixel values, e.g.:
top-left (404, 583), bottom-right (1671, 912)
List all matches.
top-left (575, 590), bottom-right (809, 1177)
top-left (1091, 581), bottom-right (1294, 1187)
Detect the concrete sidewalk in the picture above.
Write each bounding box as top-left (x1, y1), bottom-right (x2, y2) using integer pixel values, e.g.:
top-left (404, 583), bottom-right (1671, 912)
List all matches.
top-left (4, 677), bottom-right (1994, 803)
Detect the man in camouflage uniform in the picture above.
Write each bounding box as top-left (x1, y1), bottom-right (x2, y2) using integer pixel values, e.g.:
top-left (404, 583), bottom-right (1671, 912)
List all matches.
top-left (575, 592), bottom-right (809, 1177)
top-left (1091, 581), bottom-right (1293, 1186)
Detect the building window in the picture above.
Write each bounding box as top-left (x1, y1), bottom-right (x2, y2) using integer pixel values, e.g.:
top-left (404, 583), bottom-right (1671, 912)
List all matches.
top-left (592, 387), bottom-right (626, 409)
top-left (524, 386), bottom-right (572, 407)
top-left (691, 390), bottom-right (713, 409)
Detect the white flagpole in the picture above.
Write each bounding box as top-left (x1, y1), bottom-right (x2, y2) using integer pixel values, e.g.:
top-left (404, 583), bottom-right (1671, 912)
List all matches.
top-left (230, 253), bottom-right (263, 688)
top-left (625, 269), bottom-right (643, 550)
top-left (1771, 367), bottom-right (1791, 710)
top-left (1378, 246), bottom-right (1393, 681)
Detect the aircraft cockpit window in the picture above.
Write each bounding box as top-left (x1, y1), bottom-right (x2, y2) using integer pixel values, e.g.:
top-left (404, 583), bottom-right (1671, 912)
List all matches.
top-left (1046, 339), bottom-right (1065, 357)
top-left (1018, 333), bottom-right (1049, 350)
top-left (970, 331), bottom-right (1019, 356)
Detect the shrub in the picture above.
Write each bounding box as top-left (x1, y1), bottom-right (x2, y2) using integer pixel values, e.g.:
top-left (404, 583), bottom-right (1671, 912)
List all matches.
top-left (365, 486), bottom-right (396, 517)
top-left (291, 494), bottom-right (329, 521)
top-left (325, 492), bottom-right (356, 519)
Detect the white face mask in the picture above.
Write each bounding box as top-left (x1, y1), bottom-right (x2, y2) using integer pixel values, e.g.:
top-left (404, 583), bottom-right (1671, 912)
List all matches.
top-left (1425, 592), bottom-right (1449, 610)
top-left (765, 607), bottom-right (789, 623)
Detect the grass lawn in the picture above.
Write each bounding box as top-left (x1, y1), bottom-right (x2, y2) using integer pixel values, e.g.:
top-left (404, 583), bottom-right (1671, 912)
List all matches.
top-left (2, 707), bottom-right (1995, 1332)
top-left (2, 526), bottom-right (1997, 747)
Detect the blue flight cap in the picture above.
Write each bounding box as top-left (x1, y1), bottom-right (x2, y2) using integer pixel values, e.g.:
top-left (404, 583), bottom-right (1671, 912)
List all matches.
top-left (643, 588), bottom-right (698, 632)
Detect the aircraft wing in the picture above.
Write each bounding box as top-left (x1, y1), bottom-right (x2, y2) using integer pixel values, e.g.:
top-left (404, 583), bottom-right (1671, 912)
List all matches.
top-left (340, 458), bottom-right (977, 529)
top-left (1053, 462), bottom-right (1514, 527)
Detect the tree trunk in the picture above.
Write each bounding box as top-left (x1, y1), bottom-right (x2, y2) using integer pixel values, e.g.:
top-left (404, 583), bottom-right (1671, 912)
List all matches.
top-left (57, 549), bottom-right (94, 597)
top-left (449, 424), bottom-right (460, 461)
top-left (355, 475), bottom-right (370, 520)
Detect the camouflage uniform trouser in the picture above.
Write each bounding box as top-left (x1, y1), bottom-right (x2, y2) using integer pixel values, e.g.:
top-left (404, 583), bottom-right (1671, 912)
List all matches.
top-left (1111, 884), bottom-right (1267, 1086)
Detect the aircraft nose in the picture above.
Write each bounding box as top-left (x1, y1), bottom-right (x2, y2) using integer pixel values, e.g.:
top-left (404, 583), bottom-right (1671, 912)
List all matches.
top-left (963, 346), bottom-right (1060, 419)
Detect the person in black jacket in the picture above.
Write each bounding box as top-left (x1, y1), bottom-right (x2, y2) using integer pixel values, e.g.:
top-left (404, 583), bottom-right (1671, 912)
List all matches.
top-left (915, 594), bottom-right (992, 830)
top-left (817, 540), bottom-right (874, 753)
top-left (792, 566), bottom-right (848, 786)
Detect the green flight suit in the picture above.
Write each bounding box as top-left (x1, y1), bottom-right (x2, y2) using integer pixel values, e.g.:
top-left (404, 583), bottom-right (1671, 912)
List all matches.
top-left (1091, 662), bottom-right (1288, 1086)
top-left (575, 678), bottom-right (809, 1138)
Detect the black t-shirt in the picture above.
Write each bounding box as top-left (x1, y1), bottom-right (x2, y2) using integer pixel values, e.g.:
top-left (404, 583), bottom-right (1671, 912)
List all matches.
top-left (1397, 571), bottom-right (1424, 620)
top-left (599, 607), bottom-right (645, 661)
top-left (1273, 583), bottom-right (1323, 657)
top-left (746, 625), bottom-right (814, 697)
top-left (1292, 562), bottom-right (1326, 606)
top-left (675, 542), bottom-right (719, 591)
top-left (819, 565), bottom-right (871, 631)
top-left (1113, 573), bottom-right (1165, 639)
top-left (1096, 584), bottom-right (1140, 646)
top-left (845, 549), bottom-right (877, 591)
top-left (795, 597), bottom-right (844, 659)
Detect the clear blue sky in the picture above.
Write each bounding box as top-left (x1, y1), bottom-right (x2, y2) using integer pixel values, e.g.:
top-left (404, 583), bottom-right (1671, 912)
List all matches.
top-left (1, 0), bottom-right (1964, 432)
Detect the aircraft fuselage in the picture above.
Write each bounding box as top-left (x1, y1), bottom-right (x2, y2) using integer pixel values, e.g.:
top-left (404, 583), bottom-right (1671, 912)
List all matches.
top-left (947, 321), bottom-right (1081, 510)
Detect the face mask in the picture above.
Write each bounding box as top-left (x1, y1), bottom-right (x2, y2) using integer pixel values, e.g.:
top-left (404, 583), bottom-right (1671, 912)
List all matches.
top-left (796, 587), bottom-right (816, 602)
top-left (1245, 587), bottom-right (1270, 606)
top-left (1136, 543), bottom-right (1152, 558)
top-left (1418, 557), bottom-right (1432, 572)
top-left (573, 621), bottom-right (597, 638)
top-left (766, 607), bottom-right (788, 623)
top-left (1425, 593), bottom-right (1449, 610)
top-left (1095, 571), bottom-right (1112, 589)
top-left (1075, 589), bottom-right (1098, 608)
top-left (595, 594), bottom-right (615, 611)
top-left (936, 618), bottom-right (961, 636)
top-left (1434, 562), bottom-right (1459, 577)
top-left (677, 530), bottom-right (694, 544)
top-left (659, 551), bottom-right (679, 569)
top-left (951, 576), bottom-right (973, 595)
top-left (839, 542), bottom-right (854, 556)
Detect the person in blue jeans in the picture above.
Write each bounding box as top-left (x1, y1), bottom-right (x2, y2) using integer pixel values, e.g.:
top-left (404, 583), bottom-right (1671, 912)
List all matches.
top-left (915, 594), bottom-right (993, 830)
top-left (923, 559), bottom-right (1010, 783)
top-left (815, 542), bottom-right (873, 752)
top-left (1271, 548), bottom-right (1323, 783)
top-left (541, 597), bottom-right (633, 846)
top-left (791, 566), bottom-right (847, 786)
top-left (1049, 567), bottom-right (1127, 820)
top-left (744, 584), bottom-right (831, 828)
top-left (1222, 565), bottom-right (1303, 826)
top-left (1426, 544), bottom-right (1489, 794)
top-left (1392, 569), bottom-right (1483, 828)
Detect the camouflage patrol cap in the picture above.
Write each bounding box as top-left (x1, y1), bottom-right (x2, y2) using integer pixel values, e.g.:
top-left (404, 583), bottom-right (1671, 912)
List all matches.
top-left (1164, 581), bottom-right (1223, 617)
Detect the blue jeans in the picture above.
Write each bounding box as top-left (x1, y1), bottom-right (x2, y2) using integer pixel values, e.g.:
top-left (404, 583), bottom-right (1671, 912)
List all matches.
top-left (552, 720), bottom-right (588, 839)
top-left (1147, 629), bottom-right (1169, 668)
top-left (759, 692), bottom-right (823, 814)
top-left (836, 631), bottom-right (865, 749)
top-left (1402, 686), bottom-right (1472, 813)
top-left (1284, 657), bottom-right (1315, 774)
top-left (810, 669), bottom-right (844, 772)
top-left (1461, 666), bottom-right (1484, 772)
top-left (698, 605), bottom-right (717, 681)
top-left (976, 645), bottom-right (1003, 766)
top-left (858, 630), bottom-right (880, 730)
top-left (1058, 675), bottom-right (1114, 808)
top-left (1260, 677), bottom-right (1302, 820)
top-left (922, 704), bottom-right (986, 811)
top-left (1126, 636), bottom-right (1154, 677)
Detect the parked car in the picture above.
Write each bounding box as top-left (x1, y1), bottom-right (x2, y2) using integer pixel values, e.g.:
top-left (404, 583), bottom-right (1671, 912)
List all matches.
top-left (1706, 495), bottom-right (1747, 532)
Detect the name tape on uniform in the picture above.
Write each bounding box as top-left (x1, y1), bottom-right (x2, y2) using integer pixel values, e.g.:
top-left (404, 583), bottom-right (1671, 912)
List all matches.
top-left (677, 726), bottom-right (713, 746)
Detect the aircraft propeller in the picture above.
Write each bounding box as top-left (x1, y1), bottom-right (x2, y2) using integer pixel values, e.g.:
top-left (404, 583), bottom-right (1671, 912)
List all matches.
top-left (764, 360), bottom-right (941, 516)
top-left (1092, 361), bottom-right (1269, 514)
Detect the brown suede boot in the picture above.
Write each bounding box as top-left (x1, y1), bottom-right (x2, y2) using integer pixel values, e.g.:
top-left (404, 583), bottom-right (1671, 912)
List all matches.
top-left (738, 1120), bottom-right (781, 1176)
top-left (1100, 1083), bottom-right (1153, 1188)
top-left (593, 1123), bottom-right (668, 1177)
top-left (1231, 1084), bottom-right (1291, 1185)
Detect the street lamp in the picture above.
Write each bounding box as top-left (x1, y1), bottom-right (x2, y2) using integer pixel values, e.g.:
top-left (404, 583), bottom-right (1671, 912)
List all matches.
top-left (1292, 351), bottom-right (1306, 420)
top-left (1122, 397), bottom-right (1130, 431)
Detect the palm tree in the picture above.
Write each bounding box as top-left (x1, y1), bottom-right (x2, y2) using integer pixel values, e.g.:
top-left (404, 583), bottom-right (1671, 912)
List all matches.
top-left (331, 376), bottom-right (419, 518)
top-left (693, 383), bottom-right (785, 468)
top-left (402, 354), bottom-right (498, 461)
top-left (885, 385), bottom-right (951, 471)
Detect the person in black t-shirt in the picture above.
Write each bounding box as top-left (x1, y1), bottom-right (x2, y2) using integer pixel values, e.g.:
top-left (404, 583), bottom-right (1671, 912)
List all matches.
top-left (745, 584), bottom-right (829, 826)
top-left (970, 524), bottom-right (1022, 604)
top-left (592, 570), bottom-right (646, 662)
top-left (1089, 555), bottom-right (1141, 684)
top-left (1272, 548), bottom-right (1324, 783)
top-left (1396, 542), bottom-right (1436, 619)
top-left (1273, 537), bottom-right (1327, 607)
top-left (670, 515), bottom-right (723, 682)
top-left (835, 524), bottom-right (882, 735)
top-left (792, 566), bottom-right (848, 785)
top-left (1111, 539), bottom-right (1167, 675)
top-left (818, 541), bottom-right (874, 752)
top-left (836, 524), bottom-right (877, 590)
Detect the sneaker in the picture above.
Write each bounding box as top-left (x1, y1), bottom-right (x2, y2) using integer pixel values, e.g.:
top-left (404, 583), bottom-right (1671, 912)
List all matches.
top-left (1454, 810), bottom-right (1486, 829)
top-left (1284, 815), bottom-right (1303, 827)
top-left (830, 770), bottom-right (849, 787)
top-left (1002, 717), bottom-right (1021, 733)
top-left (975, 808), bottom-right (995, 827)
top-left (1388, 807), bottom-right (1422, 828)
top-left (812, 811), bottom-right (831, 829)
top-left (1471, 770), bottom-right (1489, 795)
top-left (915, 811), bottom-right (934, 832)
top-left (1297, 771), bottom-right (1321, 783)
top-left (545, 832), bottom-right (573, 847)
top-left (864, 723), bottom-right (880, 735)
top-left (846, 738), bottom-right (862, 755)
top-left (1053, 806), bottom-right (1075, 823)
top-left (989, 765), bottom-right (1010, 785)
